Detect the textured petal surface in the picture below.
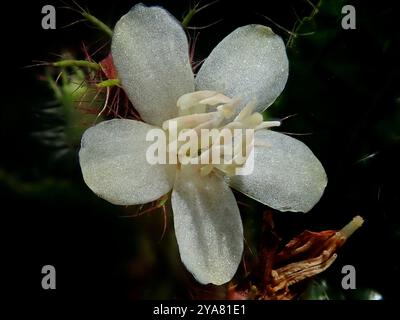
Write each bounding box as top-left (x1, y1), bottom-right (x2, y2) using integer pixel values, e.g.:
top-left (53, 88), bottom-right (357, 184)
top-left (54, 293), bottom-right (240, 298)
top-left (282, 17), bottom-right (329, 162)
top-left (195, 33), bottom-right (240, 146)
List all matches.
top-left (79, 119), bottom-right (175, 205)
top-left (172, 165), bottom-right (243, 285)
top-left (112, 4), bottom-right (194, 126)
top-left (196, 25), bottom-right (288, 114)
top-left (229, 130), bottom-right (327, 213)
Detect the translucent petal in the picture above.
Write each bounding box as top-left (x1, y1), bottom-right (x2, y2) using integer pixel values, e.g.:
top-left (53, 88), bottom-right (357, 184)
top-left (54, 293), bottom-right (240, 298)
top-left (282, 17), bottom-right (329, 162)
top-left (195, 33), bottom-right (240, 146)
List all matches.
top-left (172, 165), bottom-right (243, 285)
top-left (112, 4), bottom-right (194, 126)
top-left (229, 130), bottom-right (327, 213)
top-left (195, 25), bottom-right (288, 114)
top-left (79, 119), bottom-right (176, 205)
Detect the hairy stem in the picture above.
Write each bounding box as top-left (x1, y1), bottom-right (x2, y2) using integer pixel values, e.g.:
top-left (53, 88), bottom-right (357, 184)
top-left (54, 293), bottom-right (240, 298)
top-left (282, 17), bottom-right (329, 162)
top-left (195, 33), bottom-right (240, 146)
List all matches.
top-left (81, 12), bottom-right (113, 37)
top-left (96, 79), bottom-right (120, 88)
top-left (53, 60), bottom-right (100, 70)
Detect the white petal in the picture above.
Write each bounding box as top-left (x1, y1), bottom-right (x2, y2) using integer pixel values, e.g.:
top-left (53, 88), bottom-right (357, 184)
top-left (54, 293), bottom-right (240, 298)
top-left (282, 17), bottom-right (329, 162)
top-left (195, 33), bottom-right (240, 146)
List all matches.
top-left (229, 130), bottom-right (327, 213)
top-left (195, 25), bottom-right (288, 114)
top-left (112, 4), bottom-right (194, 126)
top-left (172, 165), bottom-right (243, 285)
top-left (79, 119), bottom-right (175, 205)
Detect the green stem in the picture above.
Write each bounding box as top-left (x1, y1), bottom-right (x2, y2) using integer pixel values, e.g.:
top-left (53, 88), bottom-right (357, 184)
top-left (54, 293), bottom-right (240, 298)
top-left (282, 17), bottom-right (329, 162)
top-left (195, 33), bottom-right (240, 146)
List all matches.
top-left (52, 60), bottom-right (100, 70)
top-left (96, 78), bottom-right (120, 88)
top-left (182, 8), bottom-right (196, 28)
top-left (81, 12), bottom-right (113, 37)
top-left (46, 73), bottom-right (62, 100)
top-left (182, 1), bottom-right (219, 28)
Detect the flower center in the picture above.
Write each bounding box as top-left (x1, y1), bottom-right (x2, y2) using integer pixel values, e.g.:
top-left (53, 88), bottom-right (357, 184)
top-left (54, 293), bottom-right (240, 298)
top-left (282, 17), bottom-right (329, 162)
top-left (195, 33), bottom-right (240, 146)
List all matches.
top-left (161, 91), bottom-right (280, 176)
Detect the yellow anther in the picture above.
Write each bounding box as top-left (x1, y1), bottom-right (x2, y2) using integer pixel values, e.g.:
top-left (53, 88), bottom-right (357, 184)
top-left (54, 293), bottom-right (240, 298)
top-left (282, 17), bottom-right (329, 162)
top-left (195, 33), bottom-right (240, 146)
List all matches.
top-left (255, 121), bottom-right (281, 131)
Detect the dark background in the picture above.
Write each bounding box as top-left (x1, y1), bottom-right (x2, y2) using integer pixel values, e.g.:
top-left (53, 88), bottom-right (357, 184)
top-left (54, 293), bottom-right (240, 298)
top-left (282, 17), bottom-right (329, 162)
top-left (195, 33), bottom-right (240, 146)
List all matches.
top-left (2, 0), bottom-right (399, 305)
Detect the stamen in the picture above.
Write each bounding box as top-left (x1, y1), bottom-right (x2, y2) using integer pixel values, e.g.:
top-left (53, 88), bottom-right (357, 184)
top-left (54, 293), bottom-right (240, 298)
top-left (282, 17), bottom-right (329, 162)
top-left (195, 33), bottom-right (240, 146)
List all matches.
top-left (215, 98), bottom-right (240, 118)
top-left (255, 121), bottom-right (281, 131)
top-left (200, 164), bottom-right (214, 176)
top-left (339, 216), bottom-right (364, 239)
top-left (177, 90), bottom-right (218, 110)
top-left (224, 121), bottom-right (246, 130)
top-left (177, 90), bottom-right (234, 115)
top-left (191, 115), bottom-right (225, 132)
top-left (239, 113), bottom-right (264, 129)
top-left (199, 93), bottom-right (232, 106)
top-left (162, 112), bottom-right (218, 131)
top-left (234, 100), bottom-right (256, 122)
top-left (166, 91), bottom-right (278, 176)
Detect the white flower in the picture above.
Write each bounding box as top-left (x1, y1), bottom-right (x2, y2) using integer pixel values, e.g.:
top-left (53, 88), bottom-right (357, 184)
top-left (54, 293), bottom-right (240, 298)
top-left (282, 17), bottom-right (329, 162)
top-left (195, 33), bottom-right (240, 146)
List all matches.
top-left (79, 4), bottom-right (327, 285)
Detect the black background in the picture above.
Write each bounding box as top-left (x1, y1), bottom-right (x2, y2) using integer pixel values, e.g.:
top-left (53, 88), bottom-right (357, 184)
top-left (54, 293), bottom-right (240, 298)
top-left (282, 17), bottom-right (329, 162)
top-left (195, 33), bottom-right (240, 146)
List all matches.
top-left (2, 0), bottom-right (399, 309)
